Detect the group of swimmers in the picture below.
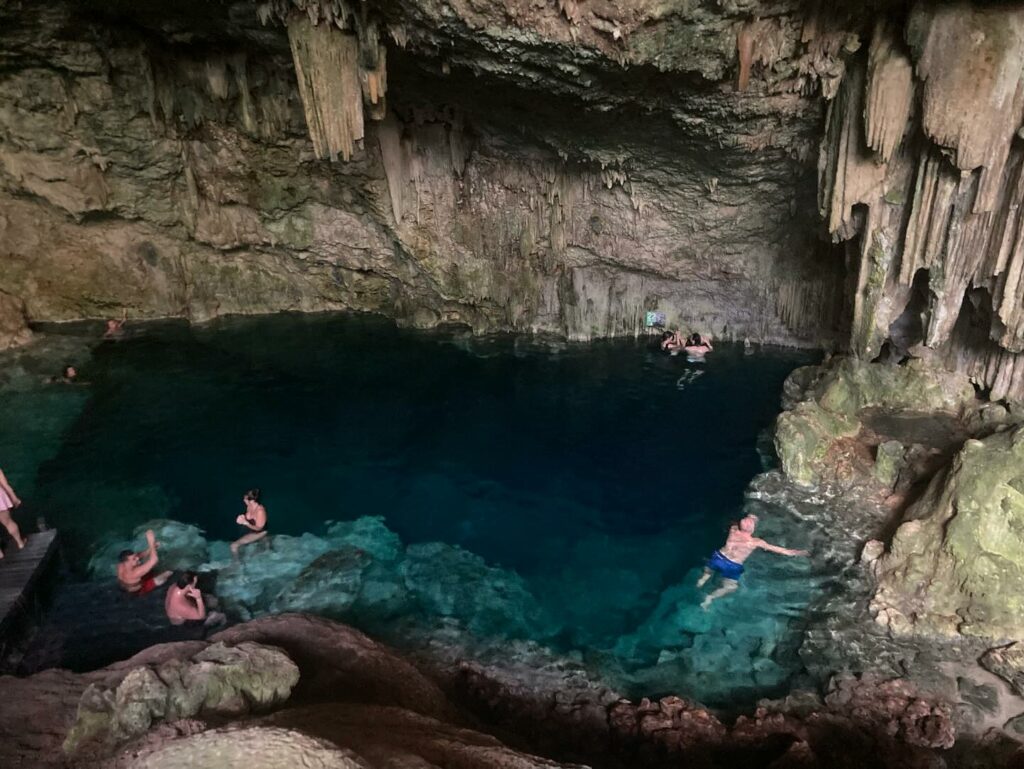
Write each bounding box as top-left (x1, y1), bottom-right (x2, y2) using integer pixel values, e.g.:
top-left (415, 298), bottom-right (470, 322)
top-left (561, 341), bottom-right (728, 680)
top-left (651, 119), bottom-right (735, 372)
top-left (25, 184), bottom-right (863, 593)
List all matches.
top-left (114, 488), bottom-right (269, 626)
top-left (660, 330), bottom-right (714, 359)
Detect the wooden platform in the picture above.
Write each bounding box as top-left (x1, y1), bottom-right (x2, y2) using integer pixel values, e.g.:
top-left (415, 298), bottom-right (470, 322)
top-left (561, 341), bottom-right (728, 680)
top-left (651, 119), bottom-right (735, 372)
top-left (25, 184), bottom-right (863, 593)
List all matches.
top-left (0, 530), bottom-right (58, 636)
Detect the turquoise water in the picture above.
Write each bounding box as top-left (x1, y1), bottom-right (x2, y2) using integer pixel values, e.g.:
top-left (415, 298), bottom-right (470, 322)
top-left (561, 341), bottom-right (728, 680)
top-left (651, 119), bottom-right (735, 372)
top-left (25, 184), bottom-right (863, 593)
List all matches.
top-left (4, 314), bottom-right (821, 703)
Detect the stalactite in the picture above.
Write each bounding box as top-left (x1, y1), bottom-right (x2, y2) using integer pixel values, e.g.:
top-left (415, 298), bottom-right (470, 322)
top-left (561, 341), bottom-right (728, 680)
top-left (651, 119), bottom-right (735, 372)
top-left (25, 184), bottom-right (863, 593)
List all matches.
top-left (287, 14), bottom-right (364, 161)
top-left (817, 58), bottom-right (886, 239)
top-left (736, 23), bottom-right (755, 92)
top-left (863, 19), bottom-right (912, 164)
top-left (908, 3), bottom-right (1024, 213)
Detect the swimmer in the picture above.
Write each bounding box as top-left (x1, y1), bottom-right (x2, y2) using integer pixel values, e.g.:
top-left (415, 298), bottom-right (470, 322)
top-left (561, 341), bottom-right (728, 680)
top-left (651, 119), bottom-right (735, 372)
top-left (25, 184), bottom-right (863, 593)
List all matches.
top-left (660, 330), bottom-right (685, 352)
top-left (0, 465), bottom-right (26, 557)
top-left (165, 571), bottom-right (225, 627)
top-left (696, 514), bottom-right (808, 609)
top-left (104, 310), bottom-right (127, 339)
top-left (117, 529), bottom-right (172, 595)
top-left (231, 488), bottom-right (268, 557)
top-left (683, 332), bottom-right (713, 360)
top-left (48, 364), bottom-right (78, 384)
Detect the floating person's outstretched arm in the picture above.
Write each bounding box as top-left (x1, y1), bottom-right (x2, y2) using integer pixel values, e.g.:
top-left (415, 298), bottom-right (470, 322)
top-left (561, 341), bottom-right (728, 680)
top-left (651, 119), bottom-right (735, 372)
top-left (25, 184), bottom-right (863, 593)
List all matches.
top-left (754, 539), bottom-right (808, 557)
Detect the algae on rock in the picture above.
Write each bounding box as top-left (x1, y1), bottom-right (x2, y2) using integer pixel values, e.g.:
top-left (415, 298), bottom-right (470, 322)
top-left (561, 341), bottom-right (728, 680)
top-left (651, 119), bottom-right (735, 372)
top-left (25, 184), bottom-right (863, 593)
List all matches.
top-left (872, 425), bottom-right (1024, 639)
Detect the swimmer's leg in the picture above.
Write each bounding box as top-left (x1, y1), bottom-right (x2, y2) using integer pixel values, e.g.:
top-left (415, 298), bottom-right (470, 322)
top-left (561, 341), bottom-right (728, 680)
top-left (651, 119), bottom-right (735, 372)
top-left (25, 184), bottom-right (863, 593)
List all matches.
top-left (231, 530), bottom-right (268, 558)
top-left (696, 567), bottom-right (713, 589)
top-left (700, 578), bottom-right (738, 610)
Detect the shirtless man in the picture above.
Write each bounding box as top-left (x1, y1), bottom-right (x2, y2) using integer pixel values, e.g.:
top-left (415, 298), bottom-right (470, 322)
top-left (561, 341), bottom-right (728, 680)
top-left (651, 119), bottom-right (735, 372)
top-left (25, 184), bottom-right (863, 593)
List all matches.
top-left (116, 529), bottom-right (172, 595)
top-left (231, 488), bottom-right (267, 557)
top-left (164, 571), bottom-right (225, 626)
top-left (696, 514), bottom-right (808, 609)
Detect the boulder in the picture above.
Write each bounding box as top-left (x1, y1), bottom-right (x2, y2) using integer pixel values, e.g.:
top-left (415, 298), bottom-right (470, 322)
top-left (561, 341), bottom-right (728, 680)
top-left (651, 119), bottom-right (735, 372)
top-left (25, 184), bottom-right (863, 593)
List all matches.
top-left (774, 401), bottom-right (860, 487)
top-left (872, 426), bottom-right (1024, 639)
top-left (64, 641), bottom-right (298, 752)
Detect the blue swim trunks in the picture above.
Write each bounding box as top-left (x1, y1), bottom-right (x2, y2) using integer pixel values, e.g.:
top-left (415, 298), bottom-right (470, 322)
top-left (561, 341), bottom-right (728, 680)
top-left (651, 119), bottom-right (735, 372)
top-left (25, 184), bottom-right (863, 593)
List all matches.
top-left (707, 550), bottom-right (744, 580)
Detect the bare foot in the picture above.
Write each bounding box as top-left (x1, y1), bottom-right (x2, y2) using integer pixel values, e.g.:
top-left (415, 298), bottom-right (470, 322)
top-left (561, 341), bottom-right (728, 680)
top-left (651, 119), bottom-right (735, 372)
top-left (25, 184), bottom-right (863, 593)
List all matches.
top-left (16, 537), bottom-right (26, 549)
top-left (700, 596), bottom-right (713, 611)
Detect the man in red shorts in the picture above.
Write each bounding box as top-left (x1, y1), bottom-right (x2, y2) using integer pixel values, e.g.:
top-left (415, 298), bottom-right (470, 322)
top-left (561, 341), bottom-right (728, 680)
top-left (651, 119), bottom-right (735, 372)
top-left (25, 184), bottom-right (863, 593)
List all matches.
top-left (117, 528), bottom-right (172, 595)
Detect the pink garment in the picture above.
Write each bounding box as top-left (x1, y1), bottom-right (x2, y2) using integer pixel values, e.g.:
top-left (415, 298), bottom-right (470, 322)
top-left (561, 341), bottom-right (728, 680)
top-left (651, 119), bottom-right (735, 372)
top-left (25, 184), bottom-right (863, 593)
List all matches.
top-left (0, 485), bottom-right (13, 510)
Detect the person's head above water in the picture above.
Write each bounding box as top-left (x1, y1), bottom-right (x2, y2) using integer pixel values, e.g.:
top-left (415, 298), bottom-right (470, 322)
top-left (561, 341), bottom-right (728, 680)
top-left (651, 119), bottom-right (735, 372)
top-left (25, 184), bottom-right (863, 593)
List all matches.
top-left (119, 549), bottom-right (137, 564)
top-left (661, 330), bottom-right (674, 341)
top-left (738, 514), bottom-right (759, 533)
top-left (176, 571), bottom-right (197, 589)
top-left (63, 364), bottom-right (77, 380)
top-left (244, 488), bottom-right (261, 503)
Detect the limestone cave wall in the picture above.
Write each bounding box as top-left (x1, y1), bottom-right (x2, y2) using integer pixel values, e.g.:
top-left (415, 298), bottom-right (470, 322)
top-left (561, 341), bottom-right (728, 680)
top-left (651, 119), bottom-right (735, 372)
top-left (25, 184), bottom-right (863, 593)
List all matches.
top-left (819, 1), bottom-right (1024, 400)
top-left (0, 0), bottom-right (850, 344)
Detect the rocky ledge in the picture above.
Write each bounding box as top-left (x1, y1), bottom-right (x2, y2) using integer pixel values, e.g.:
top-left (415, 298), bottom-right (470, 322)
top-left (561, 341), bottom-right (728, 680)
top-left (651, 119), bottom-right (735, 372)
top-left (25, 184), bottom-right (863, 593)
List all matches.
top-left (3, 612), bottom-right (1019, 769)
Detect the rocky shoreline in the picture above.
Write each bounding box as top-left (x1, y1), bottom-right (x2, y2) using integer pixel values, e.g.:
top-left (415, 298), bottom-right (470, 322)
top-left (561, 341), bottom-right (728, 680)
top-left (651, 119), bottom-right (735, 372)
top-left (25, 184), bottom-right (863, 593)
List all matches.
top-left (4, 612), bottom-right (1010, 769)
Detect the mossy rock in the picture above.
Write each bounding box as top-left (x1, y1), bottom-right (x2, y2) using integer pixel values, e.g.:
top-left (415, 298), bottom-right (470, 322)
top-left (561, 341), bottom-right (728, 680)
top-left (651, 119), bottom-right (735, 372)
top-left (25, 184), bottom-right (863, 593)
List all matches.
top-left (774, 401), bottom-right (860, 488)
top-left (874, 426), bottom-right (1024, 639)
top-left (815, 358), bottom-right (975, 417)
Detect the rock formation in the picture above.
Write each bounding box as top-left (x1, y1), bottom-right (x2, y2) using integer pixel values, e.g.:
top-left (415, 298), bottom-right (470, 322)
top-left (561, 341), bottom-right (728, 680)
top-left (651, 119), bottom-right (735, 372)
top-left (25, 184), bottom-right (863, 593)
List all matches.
top-left (1, 614), bottom-right (1009, 769)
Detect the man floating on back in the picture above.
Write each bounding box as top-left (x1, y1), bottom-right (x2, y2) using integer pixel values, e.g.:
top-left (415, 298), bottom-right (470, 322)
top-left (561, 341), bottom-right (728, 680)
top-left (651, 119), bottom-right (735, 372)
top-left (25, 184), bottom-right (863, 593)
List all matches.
top-left (696, 514), bottom-right (808, 609)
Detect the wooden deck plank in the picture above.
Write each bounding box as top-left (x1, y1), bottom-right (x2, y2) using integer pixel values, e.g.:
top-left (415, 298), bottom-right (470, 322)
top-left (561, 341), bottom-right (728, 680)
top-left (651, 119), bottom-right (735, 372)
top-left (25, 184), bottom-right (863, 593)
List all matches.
top-left (0, 530), bottom-right (58, 636)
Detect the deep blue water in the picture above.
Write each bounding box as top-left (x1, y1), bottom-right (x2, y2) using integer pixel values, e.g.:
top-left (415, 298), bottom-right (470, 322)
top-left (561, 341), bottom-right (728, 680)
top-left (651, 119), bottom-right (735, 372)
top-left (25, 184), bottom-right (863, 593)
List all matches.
top-left (8, 314), bottom-right (820, 701)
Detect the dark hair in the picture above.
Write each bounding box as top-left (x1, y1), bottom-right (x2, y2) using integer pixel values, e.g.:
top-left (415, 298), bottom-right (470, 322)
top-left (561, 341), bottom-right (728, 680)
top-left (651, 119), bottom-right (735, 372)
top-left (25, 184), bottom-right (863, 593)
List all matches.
top-left (661, 331), bottom-right (673, 340)
top-left (176, 571), bottom-right (197, 589)
top-left (244, 488), bottom-right (261, 502)
top-left (119, 549), bottom-right (134, 562)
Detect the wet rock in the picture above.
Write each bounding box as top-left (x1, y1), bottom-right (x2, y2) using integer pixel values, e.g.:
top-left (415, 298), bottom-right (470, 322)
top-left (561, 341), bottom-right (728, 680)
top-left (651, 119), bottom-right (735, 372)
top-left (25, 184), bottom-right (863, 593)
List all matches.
top-left (64, 641), bottom-right (298, 753)
top-left (981, 643), bottom-right (1024, 697)
top-left (956, 676), bottom-right (1000, 715)
top-left (1004, 713), bottom-right (1024, 736)
top-left (88, 518), bottom-right (210, 578)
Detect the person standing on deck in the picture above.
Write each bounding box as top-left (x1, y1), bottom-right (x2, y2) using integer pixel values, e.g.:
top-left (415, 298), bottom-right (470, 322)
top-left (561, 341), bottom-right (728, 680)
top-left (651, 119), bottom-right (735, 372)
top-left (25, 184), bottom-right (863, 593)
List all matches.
top-left (0, 466), bottom-right (26, 558)
top-left (231, 488), bottom-right (268, 557)
top-left (696, 514), bottom-right (808, 609)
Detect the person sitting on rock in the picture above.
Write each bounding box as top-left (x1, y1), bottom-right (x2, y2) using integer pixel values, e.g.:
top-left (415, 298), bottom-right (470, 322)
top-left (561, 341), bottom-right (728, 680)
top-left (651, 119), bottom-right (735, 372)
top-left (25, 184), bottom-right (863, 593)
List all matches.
top-left (116, 529), bottom-right (172, 595)
top-left (231, 488), bottom-right (268, 557)
top-left (696, 514), bottom-right (808, 609)
top-left (660, 330), bottom-right (685, 352)
top-left (684, 333), bottom-right (713, 359)
top-left (104, 310), bottom-right (127, 339)
top-left (165, 571), bottom-right (225, 627)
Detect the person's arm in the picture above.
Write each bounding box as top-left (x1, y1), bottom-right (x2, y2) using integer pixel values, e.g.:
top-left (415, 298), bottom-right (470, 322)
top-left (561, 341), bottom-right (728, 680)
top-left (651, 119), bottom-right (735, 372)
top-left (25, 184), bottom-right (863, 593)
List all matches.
top-left (756, 539), bottom-right (808, 557)
top-left (0, 469), bottom-right (21, 507)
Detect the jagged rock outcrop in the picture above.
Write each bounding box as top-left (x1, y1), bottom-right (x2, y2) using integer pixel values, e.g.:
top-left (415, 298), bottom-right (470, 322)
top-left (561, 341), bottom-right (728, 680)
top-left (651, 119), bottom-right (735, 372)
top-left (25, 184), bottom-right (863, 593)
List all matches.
top-left (817, 1), bottom-right (1024, 400)
top-left (0, 614), bottom-right (1001, 769)
top-left (773, 356), bottom-right (976, 489)
top-left (871, 425), bottom-right (1024, 639)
